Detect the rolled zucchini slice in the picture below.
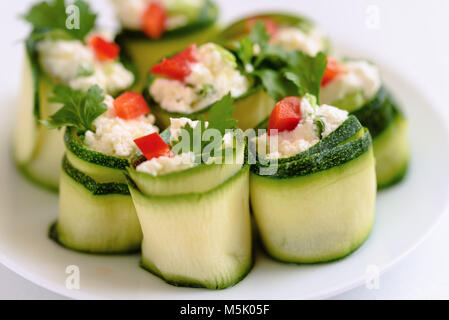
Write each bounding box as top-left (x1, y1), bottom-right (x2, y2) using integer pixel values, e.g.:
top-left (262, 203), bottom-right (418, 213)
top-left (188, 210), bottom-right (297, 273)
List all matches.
top-left (127, 147), bottom-right (252, 289)
top-left (250, 116), bottom-right (376, 263)
top-left (13, 36), bottom-right (137, 191)
top-left (50, 128), bottom-right (142, 253)
top-left (145, 75), bottom-right (272, 130)
top-left (216, 12), bottom-right (331, 55)
top-left (115, 0), bottom-right (219, 92)
top-left (143, 42), bottom-right (274, 130)
top-left (332, 85), bottom-right (409, 189)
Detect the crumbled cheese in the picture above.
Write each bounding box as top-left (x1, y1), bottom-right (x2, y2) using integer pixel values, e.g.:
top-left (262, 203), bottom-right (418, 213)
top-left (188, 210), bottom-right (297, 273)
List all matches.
top-left (272, 27), bottom-right (326, 56)
top-left (320, 60), bottom-right (381, 104)
top-left (317, 105), bottom-right (349, 138)
top-left (150, 43), bottom-right (249, 113)
top-left (169, 117), bottom-right (201, 142)
top-left (69, 62), bottom-right (135, 94)
top-left (257, 97), bottom-right (348, 159)
top-left (136, 151), bottom-right (197, 176)
top-left (150, 79), bottom-right (198, 113)
top-left (84, 97), bottom-right (159, 157)
top-left (37, 39), bottom-right (134, 95)
top-left (37, 39), bottom-right (94, 83)
top-left (111, 0), bottom-right (203, 31)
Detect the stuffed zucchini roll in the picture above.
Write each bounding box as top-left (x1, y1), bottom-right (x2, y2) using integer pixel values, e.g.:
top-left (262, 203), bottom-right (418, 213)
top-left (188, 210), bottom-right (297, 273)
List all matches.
top-left (113, 0), bottom-right (219, 91)
top-left (250, 95), bottom-right (376, 263)
top-left (144, 36), bottom-right (328, 131)
top-left (320, 58), bottom-right (409, 189)
top-left (14, 0), bottom-right (137, 191)
top-left (127, 96), bottom-right (252, 289)
top-left (218, 12), bottom-right (330, 56)
top-left (144, 42), bottom-right (263, 129)
top-left (46, 86), bottom-right (157, 253)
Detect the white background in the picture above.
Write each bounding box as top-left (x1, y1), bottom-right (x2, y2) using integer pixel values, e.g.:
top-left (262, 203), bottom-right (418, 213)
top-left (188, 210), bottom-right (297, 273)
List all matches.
top-left (0, 0), bottom-right (448, 299)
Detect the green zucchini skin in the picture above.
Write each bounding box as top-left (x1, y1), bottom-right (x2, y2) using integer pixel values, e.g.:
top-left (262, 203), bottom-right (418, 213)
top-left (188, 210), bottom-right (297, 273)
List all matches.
top-left (13, 32), bottom-right (138, 191)
top-left (341, 87), bottom-right (409, 188)
top-left (64, 128), bottom-right (129, 171)
top-left (115, 0), bottom-right (219, 92)
top-left (127, 164), bottom-right (253, 290)
top-left (51, 129), bottom-right (143, 254)
top-left (250, 117), bottom-right (376, 263)
top-left (216, 12), bottom-right (331, 54)
top-left (52, 156), bottom-right (141, 254)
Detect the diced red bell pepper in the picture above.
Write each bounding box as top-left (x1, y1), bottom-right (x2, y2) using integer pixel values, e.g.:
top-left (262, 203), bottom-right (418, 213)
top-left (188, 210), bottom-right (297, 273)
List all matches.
top-left (267, 96), bottom-right (302, 135)
top-left (142, 2), bottom-right (167, 39)
top-left (246, 16), bottom-right (278, 38)
top-left (113, 92), bottom-right (150, 120)
top-left (150, 44), bottom-right (198, 81)
top-left (89, 36), bottom-right (120, 61)
top-left (321, 57), bottom-right (343, 86)
top-left (134, 133), bottom-right (172, 160)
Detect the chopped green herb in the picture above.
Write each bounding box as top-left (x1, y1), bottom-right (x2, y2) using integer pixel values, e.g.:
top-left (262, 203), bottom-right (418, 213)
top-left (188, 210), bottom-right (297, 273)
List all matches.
top-left (41, 85), bottom-right (107, 132)
top-left (23, 0), bottom-right (97, 41)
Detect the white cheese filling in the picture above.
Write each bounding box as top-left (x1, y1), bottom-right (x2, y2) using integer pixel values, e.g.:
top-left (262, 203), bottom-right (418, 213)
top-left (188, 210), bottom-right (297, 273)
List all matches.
top-left (272, 26), bottom-right (327, 56)
top-left (111, 0), bottom-right (204, 31)
top-left (320, 60), bottom-right (381, 105)
top-left (36, 38), bottom-right (134, 95)
top-left (136, 151), bottom-right (197, 176)
top-left (150, 43), bottom-right (249, 113)
top-left (257, 97), bottom-right (348, 159)
top-left (84, 96), bottom-right (159, 157)
top-left (136, 117), bottom-right (234, 176)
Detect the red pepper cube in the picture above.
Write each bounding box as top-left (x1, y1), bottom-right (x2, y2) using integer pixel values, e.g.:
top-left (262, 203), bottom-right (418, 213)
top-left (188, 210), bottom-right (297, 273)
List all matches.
top-left (142, 2), bottom-right (167, 39)
top-left (89, 36), bottom-right (120, 61)
top-left (134, 133), bottom-right (172, 160)
top-left (268, 96), bottom-right (302, 135)
top-left (246, 16), bottom-right (278, 38)
top-left (322, 57), bottom-right (343, 86)
top-left (114, 92), bottom-right (150, 120)
top-left (150, 44), bottom-right (198, 81)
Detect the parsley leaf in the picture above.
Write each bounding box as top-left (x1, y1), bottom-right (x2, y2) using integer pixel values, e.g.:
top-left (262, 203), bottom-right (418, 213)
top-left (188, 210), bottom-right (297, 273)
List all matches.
top-left (208, 93), bottom-right (237, 135)
top-left (284, 51), bottom-right (327, 99)
top-left (171, 94), bottom-right (237, 160)
top-left (42, 85), bottom-right (107, 132)
top-left (234, 21), bottom-right (327, 103)
top-left (24, 0), bottom-right (96, 41)
top-left (254, 69), bottom-right (298, 101)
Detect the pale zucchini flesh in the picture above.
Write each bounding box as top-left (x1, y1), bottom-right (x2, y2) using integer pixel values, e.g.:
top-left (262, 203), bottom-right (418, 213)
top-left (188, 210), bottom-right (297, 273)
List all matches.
top-left (250, 148), bottom-right (376, 263)
top-left (13, 54), bottom-right (64, 191)
top-left (373, 113), bottom-right (409, 189)
top-left (129, 166), bottom-right (252, 289)
top-left (53, 162), bottom-right (142, 254)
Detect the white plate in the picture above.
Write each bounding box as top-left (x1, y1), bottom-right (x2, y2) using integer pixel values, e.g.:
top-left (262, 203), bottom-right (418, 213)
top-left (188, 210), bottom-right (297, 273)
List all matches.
top-left (0, 62), bottom-right (448, 300)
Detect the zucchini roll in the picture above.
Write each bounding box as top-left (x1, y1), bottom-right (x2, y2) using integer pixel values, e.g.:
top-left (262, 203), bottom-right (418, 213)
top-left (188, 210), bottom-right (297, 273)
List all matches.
top-left (113, 0), bottom-right (219, 91)
top-left (127, 97), bottom-right (252, 289)
top-left (320, 58), bottom-right (409, 189)
top-left (250, 95), bottom-right (376, 263)
top-left (47, 87), bottom-right (158, 253)
top-left (144, 42), bottom-right (270, 130)
top-left (217, 12), bottom-right (330, 56)
top-left (14, 0), bottom-right (137, 191)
